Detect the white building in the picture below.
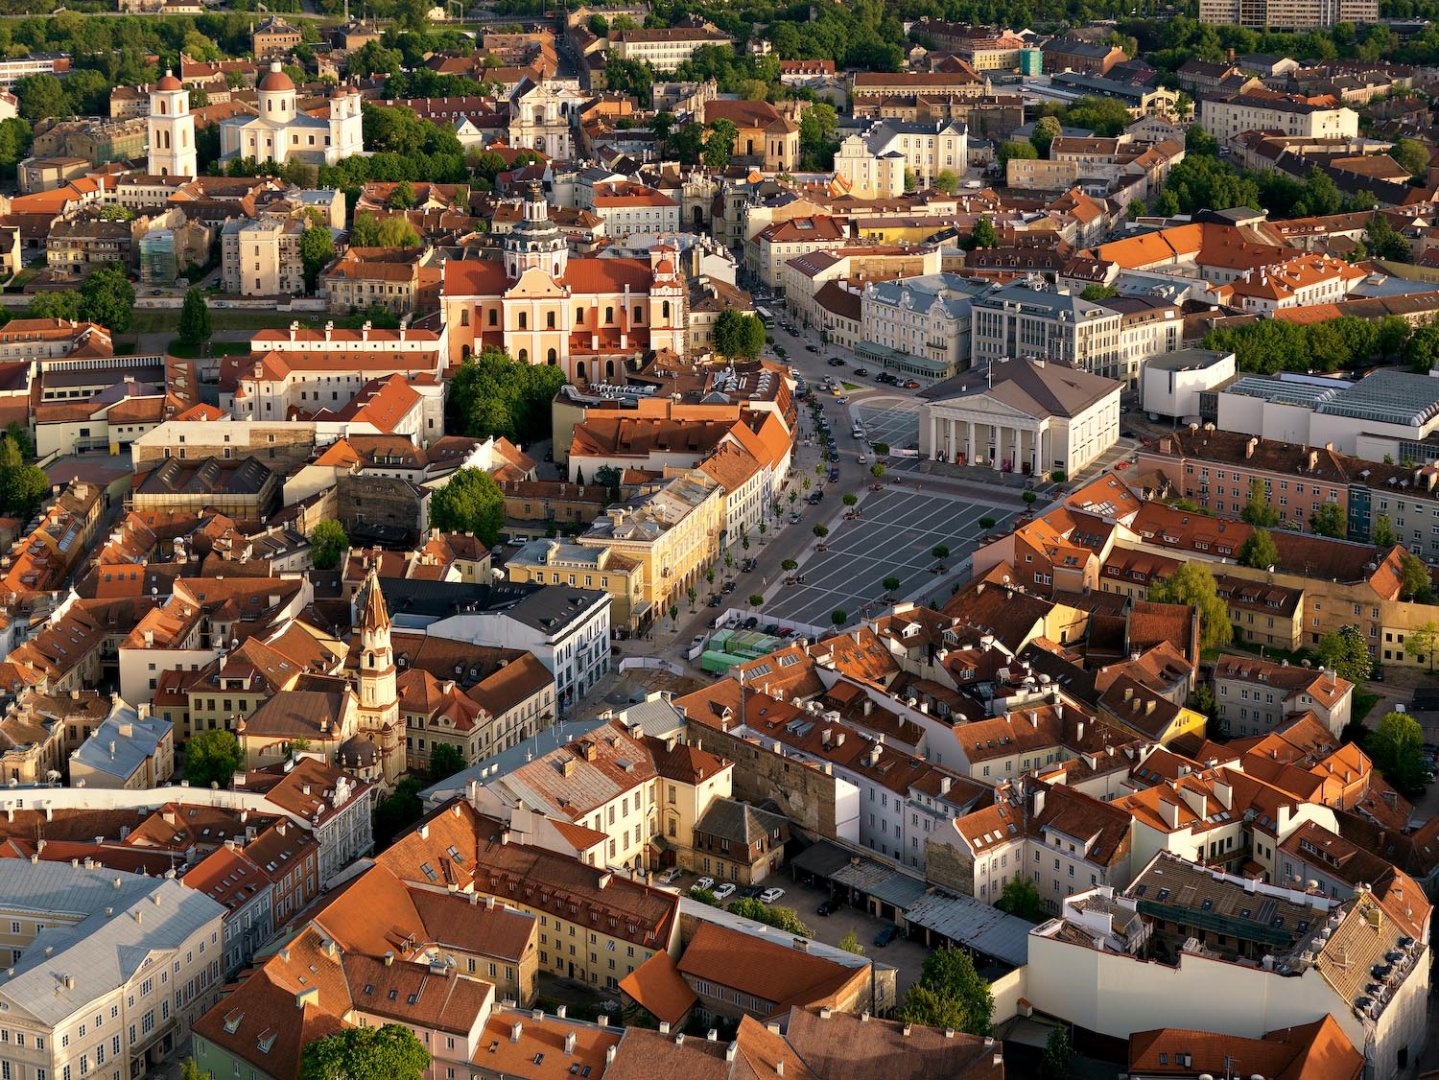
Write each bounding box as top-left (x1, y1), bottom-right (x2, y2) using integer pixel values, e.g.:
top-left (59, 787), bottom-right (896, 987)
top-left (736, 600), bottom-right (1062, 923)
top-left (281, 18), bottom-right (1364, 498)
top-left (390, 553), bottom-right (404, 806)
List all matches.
top-left (1140, 347), bottom-right (1236, 420)
top-left (147, 72), bottom-right (196, 178)
top-left (379, 580), bottom-right (612, 710)
top-left (919, 357), bottom-right (1122, 477)
top-left (590, 182), bottom-right (681, 240)
top-left (1199, 92), bottom-right (1359, 145)
top-left (1026, 857), bottom-right (1429, 1080)
top-left (0, 861), bottom-right (227, 1080)
top-left (508, 78), bottom-right (583, 159)
top-left (833, 119), bottom-right (968, 198)
top-left (969, 280), bottom-right (1124, 380)
top-left (858, 272), bottom-right (981, 382)
top-left (219, 62), bottom-right (363, 166)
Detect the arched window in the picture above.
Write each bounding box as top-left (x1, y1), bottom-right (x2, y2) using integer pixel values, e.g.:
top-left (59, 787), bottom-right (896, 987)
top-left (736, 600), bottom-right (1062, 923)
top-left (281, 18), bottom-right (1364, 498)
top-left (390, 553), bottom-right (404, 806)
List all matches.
top-left (605, 306), bottom-right (613, 324)
top-left (518, 349), bottom-right (528, 363)
top-left (662, 301), bottom-right (671, 320)
top-left (546, 311), bottom-right (556, 329)
top-left (606, 360), bottom-right (615, 379)
top-left (547, 348), bottom-right (558, 365)
top-left (159, 101), bottom-right (167, 116)
top-left (461, 344), bottom-right (472, 359)
top-left (577, 360), bottom-right (587, 381)
top-left (576, 307), bottom-right (584, 324)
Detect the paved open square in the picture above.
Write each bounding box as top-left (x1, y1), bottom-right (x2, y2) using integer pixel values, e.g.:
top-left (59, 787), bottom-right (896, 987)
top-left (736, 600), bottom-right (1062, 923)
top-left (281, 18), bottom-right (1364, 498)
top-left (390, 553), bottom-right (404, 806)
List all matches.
top-left (853, 397), bottom-right (922, 451)
top-left (763, 486), bottom-right (1017, 626)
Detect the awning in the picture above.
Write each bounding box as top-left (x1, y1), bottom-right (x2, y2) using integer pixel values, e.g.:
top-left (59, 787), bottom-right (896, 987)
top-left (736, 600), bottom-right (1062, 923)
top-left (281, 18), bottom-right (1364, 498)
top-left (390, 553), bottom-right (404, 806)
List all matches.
top-left (856, 340), bottom-right (953, 377)
top-left (903, 890), bottom-right (1033, 968)
top-left (831, 859), bottom-right (928, 910)
top-left (790, 839), bottom-right (855, 879)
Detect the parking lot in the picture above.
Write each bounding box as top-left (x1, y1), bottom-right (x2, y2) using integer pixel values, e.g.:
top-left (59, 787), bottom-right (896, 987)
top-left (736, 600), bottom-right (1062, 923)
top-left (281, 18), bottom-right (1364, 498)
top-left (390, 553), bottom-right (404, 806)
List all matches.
top-left (661, 869), bottom-right (930, 1000)
top-left (763, 487), bottom-right (1017, 625)
top-left (853, 397), bottom-right (922, 452)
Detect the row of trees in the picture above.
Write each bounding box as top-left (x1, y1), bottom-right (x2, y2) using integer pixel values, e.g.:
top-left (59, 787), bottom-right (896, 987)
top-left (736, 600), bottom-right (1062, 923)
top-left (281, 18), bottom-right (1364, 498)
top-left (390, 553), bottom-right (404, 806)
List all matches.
top-left (447, 346), bottom-right (568, 447)
top-left (1200, 313), bottom-right (1417, 377)
top-left (29, 265), bottom-right (136, 333)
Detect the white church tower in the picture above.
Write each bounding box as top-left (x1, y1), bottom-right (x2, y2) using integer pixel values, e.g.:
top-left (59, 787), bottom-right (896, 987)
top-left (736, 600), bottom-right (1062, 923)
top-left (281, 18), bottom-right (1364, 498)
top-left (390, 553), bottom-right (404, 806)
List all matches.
top-left (147, 71), bottom-right (196, 179)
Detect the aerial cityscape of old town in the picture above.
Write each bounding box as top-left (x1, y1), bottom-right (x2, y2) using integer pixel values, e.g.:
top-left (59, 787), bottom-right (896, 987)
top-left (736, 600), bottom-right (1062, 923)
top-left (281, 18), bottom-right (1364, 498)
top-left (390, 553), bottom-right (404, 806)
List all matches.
top-left (10, 0), bottom-right (1439, 1077)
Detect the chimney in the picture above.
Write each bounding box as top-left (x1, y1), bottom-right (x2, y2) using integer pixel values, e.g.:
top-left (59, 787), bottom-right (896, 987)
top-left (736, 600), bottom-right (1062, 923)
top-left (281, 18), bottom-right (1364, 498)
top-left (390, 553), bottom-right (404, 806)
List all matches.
top-left (1245, 437), bottom-right (1258, 459)
top-left (564, 1032), bottom-right (576, 1055)
top-left (510, 1022), bottom-right (523, 1043)
top-left (659, 1022), bottom-right (671, 1035)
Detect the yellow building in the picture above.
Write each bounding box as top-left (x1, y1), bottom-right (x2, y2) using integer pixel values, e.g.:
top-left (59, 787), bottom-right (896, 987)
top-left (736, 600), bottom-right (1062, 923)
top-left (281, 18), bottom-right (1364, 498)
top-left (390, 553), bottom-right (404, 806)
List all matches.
top-left (578, 471), bottom-right (724, 625)
top-left (507, 539), bottom-right (648, 630)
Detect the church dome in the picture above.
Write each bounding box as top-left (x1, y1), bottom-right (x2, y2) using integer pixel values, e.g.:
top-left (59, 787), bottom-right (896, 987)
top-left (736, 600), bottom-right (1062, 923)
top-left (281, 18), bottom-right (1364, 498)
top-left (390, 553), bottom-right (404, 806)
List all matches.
top-left (155, 73), bottom-right (183, 92)
top-left (258, 66), bottom-right (296, 93)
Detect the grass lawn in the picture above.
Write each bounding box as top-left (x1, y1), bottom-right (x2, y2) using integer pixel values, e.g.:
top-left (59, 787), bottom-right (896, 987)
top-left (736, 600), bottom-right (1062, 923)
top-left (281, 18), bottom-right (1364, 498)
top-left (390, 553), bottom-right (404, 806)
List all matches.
top-left (165, 338), bottom-right (253, 358)
top-left (127, 309), bottom-right (315, 335)
top-left (1353, 689), bottom-right (1381, 724)
top-left (841, 381), bottom-right (861, 390)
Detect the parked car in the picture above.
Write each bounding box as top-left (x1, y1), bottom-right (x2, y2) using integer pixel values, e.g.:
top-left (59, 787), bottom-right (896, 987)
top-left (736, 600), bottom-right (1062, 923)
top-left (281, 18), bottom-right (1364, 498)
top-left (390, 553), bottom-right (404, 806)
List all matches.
top-left (808, 491), bottom-right (824, 504)
top-left (739, 885), bottom-right (765, 900)
top-left (827, 356), bottom-right (846, 366)
top-left (873, 925), bottom-right (901, 947)
top-left (902, 379), bottom-right (921, 389)
top-left (696, 877), bottom-right (715, 891)
top-left (743, 616), bottom-right (760, 629)
top-left (712, 882), bottom-right (737, 900)
top-left (659, 867), bottom-right (683, 884)
top-left (806, 344), bottom-right (820, 353)
top-left (858, 454), bottom-right (868, 465)
top-left (707, 593), bottom-right (722, 607)
top-left (723, 579), bottom-right (737, 593)
top-left (854, 367), bottom-right (870, 377)
top-left (817, 898), bottom-right (840, 916)
top-left (742, 557), bottom-right (758, 572)
top-left (760, 887), bottom-right (786, 904)
top-left (789, 512), bottom-right (802, 524)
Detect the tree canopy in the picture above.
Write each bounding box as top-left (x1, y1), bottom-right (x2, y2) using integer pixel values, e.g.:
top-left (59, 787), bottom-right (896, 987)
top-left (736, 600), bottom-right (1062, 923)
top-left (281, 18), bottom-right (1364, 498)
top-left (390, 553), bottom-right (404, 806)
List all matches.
top-left (1318, 624), bottom-right (1372, 684)
top-left (995, 876), bottom-right (1047, 922)
top-left (447, 347), bottom-right (566, 445)
top-left (0, 433), bottom-right (48, 520)
top-left (1149, 562), bottom-right (1232, 651)
top-left (1237, 527), bottom-right (1279, 570)
top-left (713, 309), bottom-right (765, 360)
top-left (310, 520), bottom-right (348, 570)
top-left (184, 729), bottom-right (244, 788)
top-left (301, 1024), bottom-right (429, 1080)
top-left (429, 467), bottom-right (505, 548)
top-left (79, 266), bottom-right (135, 334)
top-left (726, 897), bottom-right (811, 935)
top-left (178, 287), bottom-right (212, 347)
top-left (428, 743), bottom-right (467, 782)
top-left (897, 948), bottom-right (992, 1036)
top-left (1367, 710), bottom-right (1428, 795)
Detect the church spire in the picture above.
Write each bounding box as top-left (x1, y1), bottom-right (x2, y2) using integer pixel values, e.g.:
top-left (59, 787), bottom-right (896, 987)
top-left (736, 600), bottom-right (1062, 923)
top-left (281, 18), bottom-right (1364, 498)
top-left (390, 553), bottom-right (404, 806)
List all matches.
top-left (359, 567), bottom-right (390, 633)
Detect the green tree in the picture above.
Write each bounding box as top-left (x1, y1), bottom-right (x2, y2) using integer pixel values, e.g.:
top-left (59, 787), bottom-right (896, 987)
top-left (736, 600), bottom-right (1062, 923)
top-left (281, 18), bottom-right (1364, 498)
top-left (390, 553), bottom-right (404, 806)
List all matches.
top-left (998, 140), bottom-right (1038, 167)
top-left (78, 265), bottom-right (134, 333)
top-left (0, 434), bottom-right (48, 519)
top-left (374, 776), bottom-right (425, 846)
top-left (798, 102), bottom-right (840, 171)
top-left (1375, 514), bottom-right (1398, 547)
top-left (429, 743), bottom-right (466, 782)
top-left (310, 519), bottom-right (348, 570)
top-left (185, 729), bottom-right (244, 788)
top-left (299, 225), bottom-right (335, 293)
top-left (748, 594), bottom-right (764, 607)
top-left (1186, 124), bottom-right (1220, 156)
top-left (1080, 284), bottom-right (1118, 301)
top-left (838, 928), bottom-right (865, 955)
top-left (180, 1059), bottom-right (205, 1080)
top-left (934, 168), bottom-right (960, 194)
top-left (726, 897), bottom-right (811, 935)
top-left (1150, 562), bottom-right (1233, 651)
top-left (883, 575), bottom-right (901, 592)
top-left (1318, 624), bottom-right (1372, 684)
top-left (1241, 477), bottom-right (1280, 527)
top-left (1405, 325), bottom-right (1439, 373)
top-left (1040, 1027), bottom-right (1074, 1080)
top-left (351, 212), bottom-right (421, 249)
top-left (429, 467), bottom-right (505, 547)
top-left (932, 545), bottom-right (950, 560)
top-left (995, 876), bottom-right (1046, 922)
top-left (831, 609), bottom-right (847, 627)
top-left (1029, 114), bottom-right (1061, 156)
top-left (1409, 621), bottom-right (1439, 672)
top-left (448, 347), bottom-right (566, 444)
top-left (1402, 552), bottom-right (1433, 602)
top-left (1366, 710), bottom-right (1428, 794)
top-left (1369, 213), bottom-right (1411, 262)
top-left (301, 1024), bottom-right (429, 1080)
top-left (386, 180), bottom-right (417, 209)
top-left (971, 218), bottom-right (998, 249)
top-left (704, 118), bottom-right (738, 168)
top-left (177, 286), bottom-right (212, 347)
top-left (14, 74), bottom-right (68, 124)
top-left (1238, 527), bottom-right (1279, 570)
top-left (1309, 502), bottom-right (1346, 538)
top-left (1393, 137), bottom-right (1431, 180)
top-left (713, 309), bottom-right (765, 360)
top-left (897, 948), bottom-right (992, 1036)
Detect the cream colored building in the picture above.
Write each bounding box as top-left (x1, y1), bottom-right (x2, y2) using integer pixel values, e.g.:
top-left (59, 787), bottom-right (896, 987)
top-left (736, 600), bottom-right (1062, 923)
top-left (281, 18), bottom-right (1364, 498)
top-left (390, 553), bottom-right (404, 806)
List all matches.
top-left (609, 25), bottom-right (733, 71)
top-left (220, 213), bottom-right (304, 297)
top-left (834, 119), bottom-right (968, 197)
top-left (1198, 92), bottom-right (1359, 144)
top-left (1199, 0), bottom-right (1376, 28)
top-left (920, 357), bottom-right (1122, 477)
top-left (0, 862), bottom-right (226, 1080)
top-left (579, 471), bottom-right (724, 625)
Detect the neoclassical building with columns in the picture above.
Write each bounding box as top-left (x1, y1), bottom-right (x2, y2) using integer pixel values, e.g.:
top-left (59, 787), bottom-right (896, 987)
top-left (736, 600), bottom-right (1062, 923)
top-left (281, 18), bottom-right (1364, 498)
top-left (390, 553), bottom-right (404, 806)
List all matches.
top-left (440, 182), bottom-right (688, 382)
top-left (918, 357), bottom-right (1120, 478)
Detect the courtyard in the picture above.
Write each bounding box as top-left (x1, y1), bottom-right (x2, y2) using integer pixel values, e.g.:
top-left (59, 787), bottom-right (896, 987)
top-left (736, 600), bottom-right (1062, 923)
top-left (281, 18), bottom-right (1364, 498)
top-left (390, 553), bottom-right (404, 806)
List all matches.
top-left (762, 486), bottom-right (1017, 626)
